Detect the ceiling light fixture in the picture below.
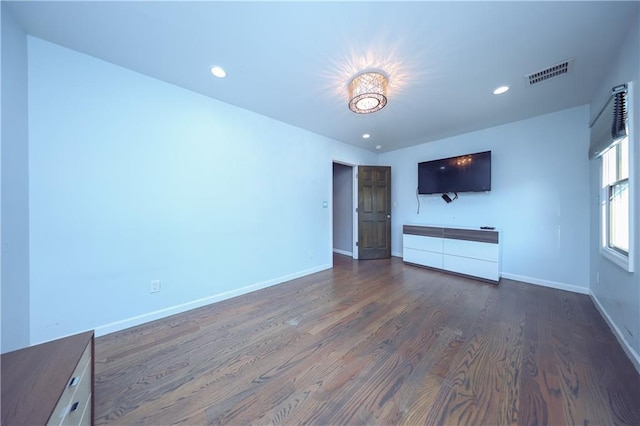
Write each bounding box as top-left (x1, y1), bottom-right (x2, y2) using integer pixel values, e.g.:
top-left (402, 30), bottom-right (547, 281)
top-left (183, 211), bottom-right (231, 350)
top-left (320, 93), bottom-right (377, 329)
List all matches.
top-left (493, 85), bottom-right (509, 95)
top-left (348, 72), bottom-right (388, 114)
top-left (210, 66), bottom-right (226, 78)
top-left (362, 133), bottom-right (371, 139)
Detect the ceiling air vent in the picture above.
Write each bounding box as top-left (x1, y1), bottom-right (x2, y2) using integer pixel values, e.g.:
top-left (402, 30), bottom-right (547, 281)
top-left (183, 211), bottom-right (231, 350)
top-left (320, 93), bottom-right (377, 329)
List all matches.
top-left (525, 58), bottom-right (574, 87)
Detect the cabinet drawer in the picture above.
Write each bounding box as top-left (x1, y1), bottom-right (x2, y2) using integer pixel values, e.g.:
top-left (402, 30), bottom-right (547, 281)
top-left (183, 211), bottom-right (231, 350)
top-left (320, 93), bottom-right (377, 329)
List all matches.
top-left (48, 341), bottom-right (92, 426)
top-left (403, 234), bottom-right (443, 252)
top-left (64, 382), bottom-right (91, 426)
top-left (443, 254), bottom-right (499, 281)
top-left (403, 247), bottom-right (443, 269)
top-left (77, 396), bottom-right (92, 426)
top-left (443, 238), bottom-right (498, 262)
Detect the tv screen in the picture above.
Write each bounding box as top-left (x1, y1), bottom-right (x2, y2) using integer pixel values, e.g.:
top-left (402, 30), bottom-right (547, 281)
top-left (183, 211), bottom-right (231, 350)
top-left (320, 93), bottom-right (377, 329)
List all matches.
top-left (418, 151), bottom-right (491, 194)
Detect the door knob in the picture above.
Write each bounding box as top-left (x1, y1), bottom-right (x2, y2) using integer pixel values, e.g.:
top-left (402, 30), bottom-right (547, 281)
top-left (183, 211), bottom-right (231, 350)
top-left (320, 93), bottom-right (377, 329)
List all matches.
top-left (387, 215), bottom-right (391, 219)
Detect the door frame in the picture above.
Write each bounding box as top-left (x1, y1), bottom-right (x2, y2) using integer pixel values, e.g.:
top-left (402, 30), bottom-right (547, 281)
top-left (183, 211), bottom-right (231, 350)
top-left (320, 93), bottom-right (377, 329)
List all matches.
top-left (331, 160), bottom-right (359, 260)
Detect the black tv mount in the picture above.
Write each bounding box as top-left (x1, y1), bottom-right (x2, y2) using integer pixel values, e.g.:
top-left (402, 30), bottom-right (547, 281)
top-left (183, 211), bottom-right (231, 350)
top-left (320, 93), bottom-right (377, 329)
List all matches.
top-left (442, 192), bottom-right (458, 203)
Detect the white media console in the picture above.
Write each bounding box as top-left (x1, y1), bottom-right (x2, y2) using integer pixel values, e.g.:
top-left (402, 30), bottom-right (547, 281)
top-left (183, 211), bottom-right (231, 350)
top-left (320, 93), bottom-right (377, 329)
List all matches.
top-left (402, 224), bottom-right (500, 282)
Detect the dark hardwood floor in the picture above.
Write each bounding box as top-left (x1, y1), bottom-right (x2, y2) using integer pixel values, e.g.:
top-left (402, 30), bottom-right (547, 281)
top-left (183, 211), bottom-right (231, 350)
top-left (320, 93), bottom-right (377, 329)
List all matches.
top-left (94, 255), bottom-right (640, 425)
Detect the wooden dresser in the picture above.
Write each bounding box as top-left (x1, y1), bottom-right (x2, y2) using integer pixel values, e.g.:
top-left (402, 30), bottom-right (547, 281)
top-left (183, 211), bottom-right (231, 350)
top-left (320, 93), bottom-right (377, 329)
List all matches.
top-left (403, 224), bottom-right (501, 282)
top-left (1, 330), bottom-right (94, 426)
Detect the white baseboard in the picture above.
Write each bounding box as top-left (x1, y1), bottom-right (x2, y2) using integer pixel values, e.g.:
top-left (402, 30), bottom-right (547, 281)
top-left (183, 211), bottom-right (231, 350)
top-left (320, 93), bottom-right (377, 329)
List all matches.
top-left (95, 263), bottom-right (332, 338)
top-left (500, 272), bottom-right (590, 295)
top-left (590, 292), bottom-right (640, 374)
top-left (332, 248), bottom-right (353, 257)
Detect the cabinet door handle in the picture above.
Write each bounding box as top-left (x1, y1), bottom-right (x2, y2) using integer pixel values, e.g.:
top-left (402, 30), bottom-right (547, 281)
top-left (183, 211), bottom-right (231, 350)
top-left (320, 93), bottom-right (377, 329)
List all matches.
top-left (70, 402), bottom-right (79, 413)
top-left (69, 377), bottom-right (79, 387)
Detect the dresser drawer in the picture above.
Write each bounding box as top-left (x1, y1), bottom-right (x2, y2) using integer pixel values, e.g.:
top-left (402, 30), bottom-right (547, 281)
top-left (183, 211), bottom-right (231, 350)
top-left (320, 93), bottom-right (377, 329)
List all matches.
top-left (443, 238), bottom-right (499, 262)
top-left (64, 379), bottom-right (91, 426)
top-left (443, 254), bottom-right (499, 281)
top-left (403, 234), bottom-right (443, 252)
top-left (77, 396), bottom-right (93, 426)
top-left (48, 340), bottom-right (92, 425)
top-left (403, 247), bottom-right (443, 269)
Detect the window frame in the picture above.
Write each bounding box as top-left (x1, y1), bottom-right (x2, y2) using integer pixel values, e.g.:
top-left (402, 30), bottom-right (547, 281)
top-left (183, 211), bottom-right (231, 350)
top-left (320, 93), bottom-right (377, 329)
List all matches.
top-left (599, 84), bottom-right (635, 272)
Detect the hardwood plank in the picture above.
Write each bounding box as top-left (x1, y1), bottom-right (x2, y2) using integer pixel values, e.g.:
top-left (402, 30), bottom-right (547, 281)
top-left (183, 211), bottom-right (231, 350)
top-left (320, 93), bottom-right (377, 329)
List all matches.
top-left (94, 255), bottom-right (640, 425)
top-left (519, 283), bottom-right (566, 426)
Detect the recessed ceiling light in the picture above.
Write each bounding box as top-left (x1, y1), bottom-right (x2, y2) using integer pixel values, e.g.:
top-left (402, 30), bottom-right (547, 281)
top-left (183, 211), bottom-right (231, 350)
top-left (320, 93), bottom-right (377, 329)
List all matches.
top-left (210, 66), bottom-right (226, 78)
top-left (376, 145), bottom-right (382, 150)
top-left (493, 85), bottom-right (510, 95)
top-left (362, 133), bottom-right (371, 139)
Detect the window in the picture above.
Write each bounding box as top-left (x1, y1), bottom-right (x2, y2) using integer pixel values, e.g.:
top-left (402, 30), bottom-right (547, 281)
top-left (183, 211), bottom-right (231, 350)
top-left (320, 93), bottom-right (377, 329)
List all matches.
top-left (602, 136), bottom-right (629, 256)
top-left (595, 83), bottom-right (634, 272)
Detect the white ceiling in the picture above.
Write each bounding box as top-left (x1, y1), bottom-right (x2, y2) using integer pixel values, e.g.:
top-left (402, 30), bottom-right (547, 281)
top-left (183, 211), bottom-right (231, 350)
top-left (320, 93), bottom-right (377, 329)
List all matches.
top-left (7, 1), bottom-right (639, 153)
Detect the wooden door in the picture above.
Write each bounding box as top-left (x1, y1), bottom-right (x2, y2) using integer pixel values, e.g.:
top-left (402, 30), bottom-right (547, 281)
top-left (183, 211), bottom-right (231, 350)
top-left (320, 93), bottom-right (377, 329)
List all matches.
top-left (358, 166), bottom-right (391, 259)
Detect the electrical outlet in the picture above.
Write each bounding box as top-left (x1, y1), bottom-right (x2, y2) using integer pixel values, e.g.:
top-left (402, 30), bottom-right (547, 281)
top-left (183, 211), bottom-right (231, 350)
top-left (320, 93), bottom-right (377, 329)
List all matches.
top-left (150, 280), bottom-right (161, 293)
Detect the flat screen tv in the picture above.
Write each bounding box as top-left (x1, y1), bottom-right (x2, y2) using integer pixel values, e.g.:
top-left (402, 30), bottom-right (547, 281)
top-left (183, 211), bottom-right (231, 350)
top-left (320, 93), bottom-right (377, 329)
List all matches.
top-left (418, 151), bottom-right (491, 194)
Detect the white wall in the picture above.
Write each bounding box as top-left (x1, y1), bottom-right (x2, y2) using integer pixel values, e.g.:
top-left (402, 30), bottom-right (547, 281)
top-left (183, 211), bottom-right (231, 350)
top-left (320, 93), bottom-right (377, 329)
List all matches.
top-left (332, 163), bottom-right (353, 255)
top-left (1, 3), bottom-right (30, 353)
top-left (27, 37), bottom-right (376, 344)
top-left (379, 106), bottom-right (591, 292)
top-left (589, 10), bottom-right (640, 369)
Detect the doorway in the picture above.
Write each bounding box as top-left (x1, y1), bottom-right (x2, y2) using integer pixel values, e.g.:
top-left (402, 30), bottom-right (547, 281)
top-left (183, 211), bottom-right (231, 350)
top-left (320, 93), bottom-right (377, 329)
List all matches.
top-left (332, 162), bottom-right (354, 257)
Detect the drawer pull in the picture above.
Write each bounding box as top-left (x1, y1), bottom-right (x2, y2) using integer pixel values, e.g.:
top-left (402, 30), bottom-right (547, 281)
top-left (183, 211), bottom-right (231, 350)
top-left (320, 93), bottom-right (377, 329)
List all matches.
top-left (70, 402), bottom-right (79, 413)
top-left (69, 376), bottom-right (79, 387)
